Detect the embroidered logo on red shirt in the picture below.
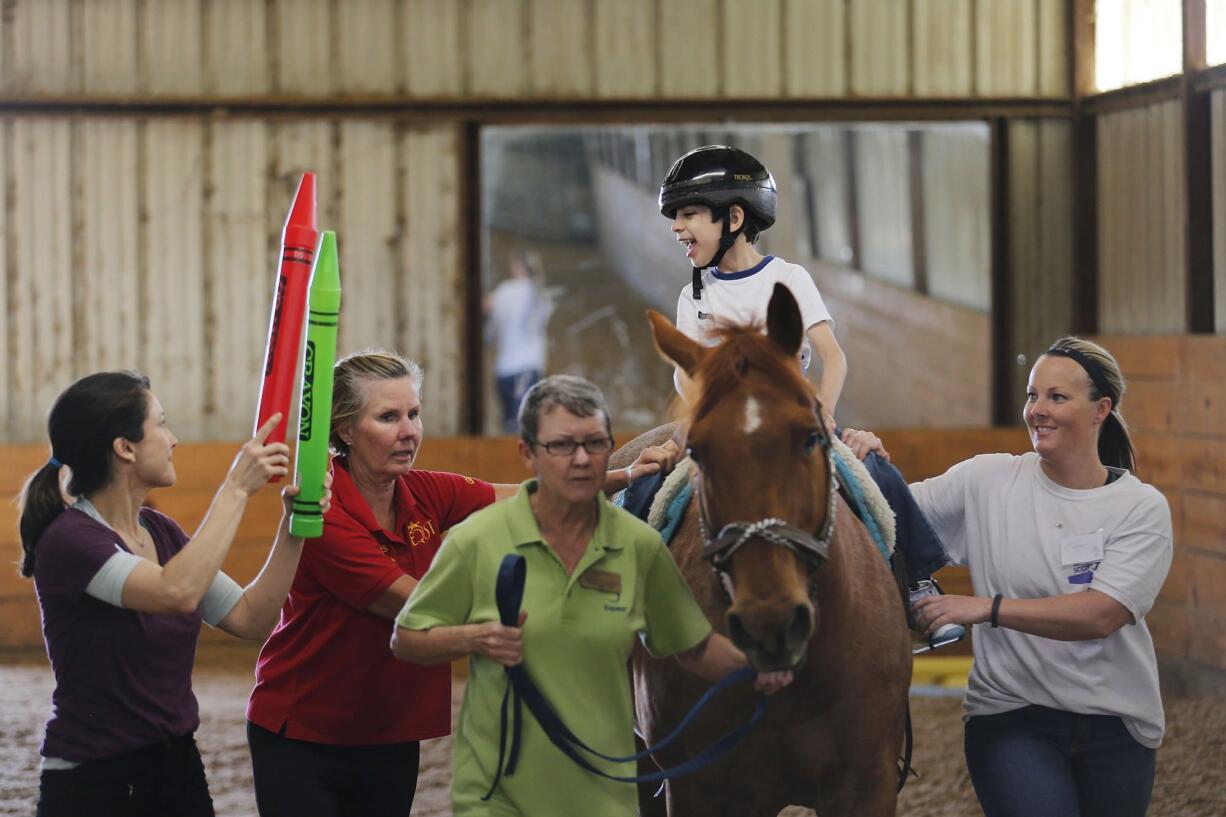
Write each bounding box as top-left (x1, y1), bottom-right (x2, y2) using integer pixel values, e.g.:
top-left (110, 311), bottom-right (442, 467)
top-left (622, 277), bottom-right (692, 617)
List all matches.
top-left (406, 519), bottom-right (437, 547)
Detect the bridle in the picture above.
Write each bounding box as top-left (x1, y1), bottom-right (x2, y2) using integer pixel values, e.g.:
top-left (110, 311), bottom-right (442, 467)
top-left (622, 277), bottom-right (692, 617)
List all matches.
top-left (695, 403), bottom-right (838, 589)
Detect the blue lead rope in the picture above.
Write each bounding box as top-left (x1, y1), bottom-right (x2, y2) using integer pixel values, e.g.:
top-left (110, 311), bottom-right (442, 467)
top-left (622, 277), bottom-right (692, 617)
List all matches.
top-left (482, 553), bottom-right (766, 800)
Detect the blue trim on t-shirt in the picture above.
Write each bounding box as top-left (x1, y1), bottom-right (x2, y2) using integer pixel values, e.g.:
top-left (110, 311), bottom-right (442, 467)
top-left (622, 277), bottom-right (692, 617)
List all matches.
top-left (710, 255), bottom-right (774, 281)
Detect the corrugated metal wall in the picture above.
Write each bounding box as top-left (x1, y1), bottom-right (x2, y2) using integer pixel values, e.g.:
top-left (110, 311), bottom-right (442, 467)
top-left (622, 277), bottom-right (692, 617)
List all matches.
top-left (0, 0), bottom-right (1076, 442)
top-left (0, 0), bottom-right (1069, 100)
top-left (1096, 101), bottom-right (1187, 334)
top-left (1006, 118), bottom-right (1075, 402)
top-left (0, 118), bottom-right (463, 442)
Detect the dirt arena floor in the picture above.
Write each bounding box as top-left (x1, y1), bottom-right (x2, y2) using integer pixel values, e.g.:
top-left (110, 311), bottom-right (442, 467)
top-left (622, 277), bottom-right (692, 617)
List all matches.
top-left (2, 648), bottom-right (1224, 817)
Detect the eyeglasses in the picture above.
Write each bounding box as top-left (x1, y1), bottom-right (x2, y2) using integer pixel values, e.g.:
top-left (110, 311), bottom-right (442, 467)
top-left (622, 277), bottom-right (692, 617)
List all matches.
top-left (531, 436), bottom-right (615, 456)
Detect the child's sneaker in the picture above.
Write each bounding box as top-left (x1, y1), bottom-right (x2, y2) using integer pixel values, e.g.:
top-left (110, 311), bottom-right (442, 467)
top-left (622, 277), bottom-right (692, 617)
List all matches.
top-left (909, 579), bottom-right (965, 654)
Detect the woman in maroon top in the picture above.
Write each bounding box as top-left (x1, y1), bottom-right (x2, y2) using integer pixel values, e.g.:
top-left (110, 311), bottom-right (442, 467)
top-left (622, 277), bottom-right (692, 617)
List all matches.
top-left (18, 370), bottom-right (328, 817)
top-left (246, 349), bottom-right (677, 817)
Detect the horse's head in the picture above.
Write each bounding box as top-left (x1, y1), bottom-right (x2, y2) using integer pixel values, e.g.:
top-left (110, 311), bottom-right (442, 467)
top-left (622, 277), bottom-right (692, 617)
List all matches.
top-left (649, 284), bottom-right (833, 672)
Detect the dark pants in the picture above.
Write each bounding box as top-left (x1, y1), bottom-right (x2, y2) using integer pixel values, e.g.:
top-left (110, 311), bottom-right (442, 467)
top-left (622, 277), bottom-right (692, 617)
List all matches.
top-left (37, 734), bottom-right (214, 817)
top-left (859, 448), bottom-right (951, 583)
top-left (965, 705), bottom-right (1157, 817)
top-left (495, 369), bottom-right (542, 433)
top-left (247, 721), bottom-right (420, 817)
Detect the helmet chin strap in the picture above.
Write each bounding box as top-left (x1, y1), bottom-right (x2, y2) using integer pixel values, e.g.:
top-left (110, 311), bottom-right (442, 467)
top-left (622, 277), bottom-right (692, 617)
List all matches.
top-left (691, 206), bottom-right (745, 301)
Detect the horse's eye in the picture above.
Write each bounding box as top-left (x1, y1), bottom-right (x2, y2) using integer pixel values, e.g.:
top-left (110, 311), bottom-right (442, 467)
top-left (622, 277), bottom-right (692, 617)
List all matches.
top-left (803, 429), bottom-right (820, 454)
top-left (686, 446), bottom-right (701, 465)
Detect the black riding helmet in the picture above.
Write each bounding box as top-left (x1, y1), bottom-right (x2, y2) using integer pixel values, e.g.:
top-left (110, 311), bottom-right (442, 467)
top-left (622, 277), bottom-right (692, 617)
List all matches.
top-left (659, 145), bottom-right (777, 299)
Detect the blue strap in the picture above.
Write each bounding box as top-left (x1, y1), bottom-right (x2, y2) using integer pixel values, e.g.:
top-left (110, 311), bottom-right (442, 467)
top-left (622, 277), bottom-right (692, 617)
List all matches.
top-left (483, 553), bottom-right (764, 799)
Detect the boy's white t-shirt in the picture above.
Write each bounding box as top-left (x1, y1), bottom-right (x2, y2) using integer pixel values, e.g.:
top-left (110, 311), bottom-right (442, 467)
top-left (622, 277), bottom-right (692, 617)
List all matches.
top-left (675, 255), bottom-right (832, 346)
top-left (674, 256), bottom-right (832, 393)
top-left (909, 452), bottom-right (1172, 747)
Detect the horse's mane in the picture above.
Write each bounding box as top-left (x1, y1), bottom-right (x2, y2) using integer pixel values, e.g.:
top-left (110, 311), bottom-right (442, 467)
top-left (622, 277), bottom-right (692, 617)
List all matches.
top-left (689, 322), bottom-right (816, 425)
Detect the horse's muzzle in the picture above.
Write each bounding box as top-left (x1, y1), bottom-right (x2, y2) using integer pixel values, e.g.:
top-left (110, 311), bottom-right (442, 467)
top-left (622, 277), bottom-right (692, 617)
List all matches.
top-left (727, 602), bottom-right (813, 671)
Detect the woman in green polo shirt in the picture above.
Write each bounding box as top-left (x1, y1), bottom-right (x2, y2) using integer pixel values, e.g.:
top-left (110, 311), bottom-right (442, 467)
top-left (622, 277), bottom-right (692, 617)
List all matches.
top-left (391, 374), bottom-right (790, 817)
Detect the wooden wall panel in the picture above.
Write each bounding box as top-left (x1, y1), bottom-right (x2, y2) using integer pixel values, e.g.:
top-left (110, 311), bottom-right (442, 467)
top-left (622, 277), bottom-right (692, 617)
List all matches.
top-left (401, 127), bottom-right (465, 435)
top-left (1098, 103), bottom-right (1187, 334)
top-left (404, 0), bottom-right (465, 97)
top-left (1214, 90), bottom-right (1226, 332)
top-left (975, 0), bottom-right (1036, 96)
top-left (143, 121), bottom-right (206, 437)
top-left (274, 0), bottom-right (333, 97)
top-left (204, 0), bottom-right (272, 96)
top-left (467, 0), bottom-right (529, 98)
top-left (658, 0), bottom-right (720, 98)
top-left (912, 0), bottom-right (973, 97)
top-left (0, 126), bottom-right (7, 441)
top-left (206, 121), bottom-right (269, 440)
top-left (77, 120), bottom-right (142, 376)
top-left (141, 0), bottom-right (203, 96)
top-left (336, 0), bottom-right (399, 95)
top-left (1094, 336), bottom-right (1226, 672)
top-left (529, 0), bottom-right (592, 96)
top-left (922, 126), bottom-right (991, 310)
top-left (783, 0), bottom-right (846, 96)
top-left (850, 0), bottom-right (910, 96)
top-left (0, 428), bottom-right (1031, 651)
top-left (338, 122), bottom-right (401, 356)
top-left (723, 0), bottom-right (782, 98)
top-left (9, 120), bottom-right (73, 442)
top-left (80, 0), bottom-right (139, 96)
top-left (854, 129), bottom-right (913, 287)
top-left (592, 0), bottom-right (655, 98)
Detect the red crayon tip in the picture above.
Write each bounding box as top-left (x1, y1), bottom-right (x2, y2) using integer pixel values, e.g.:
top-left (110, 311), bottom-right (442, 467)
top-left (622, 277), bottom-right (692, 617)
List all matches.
top-left (282, 172), bottom-right (317, 251)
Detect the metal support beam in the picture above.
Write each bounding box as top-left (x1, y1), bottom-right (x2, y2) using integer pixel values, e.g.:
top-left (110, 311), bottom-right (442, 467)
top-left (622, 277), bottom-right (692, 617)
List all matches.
top-left (1183, 0), bottom-right (1215, 332)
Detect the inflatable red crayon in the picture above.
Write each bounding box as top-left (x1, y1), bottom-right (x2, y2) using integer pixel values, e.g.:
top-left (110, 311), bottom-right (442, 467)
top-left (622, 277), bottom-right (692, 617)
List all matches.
top-left (254, 172), bottom-right (318, 472)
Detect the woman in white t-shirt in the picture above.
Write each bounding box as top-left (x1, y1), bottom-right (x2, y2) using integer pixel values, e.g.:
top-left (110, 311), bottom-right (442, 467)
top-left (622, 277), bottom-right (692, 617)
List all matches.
top-left (846, 336), bottom-right (1172, 817)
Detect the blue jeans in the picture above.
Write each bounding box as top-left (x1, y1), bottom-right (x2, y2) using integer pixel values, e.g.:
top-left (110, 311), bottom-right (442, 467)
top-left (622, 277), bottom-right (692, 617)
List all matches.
top-left (860, 448), bottom-right (950, 583)
top-left (495, 369), bottom-right (541, 433)
top-left (965, 705), bottom-right (1156, 817)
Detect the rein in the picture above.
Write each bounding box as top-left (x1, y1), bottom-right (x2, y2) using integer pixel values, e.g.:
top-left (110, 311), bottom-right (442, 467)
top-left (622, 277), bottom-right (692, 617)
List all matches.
top-left (482, 553), bottom-right (766, 799)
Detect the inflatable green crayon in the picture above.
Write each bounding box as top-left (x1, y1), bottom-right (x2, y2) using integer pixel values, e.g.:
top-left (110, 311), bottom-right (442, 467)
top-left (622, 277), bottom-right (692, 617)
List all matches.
top-left (290, 231), bottom-right (341, 538)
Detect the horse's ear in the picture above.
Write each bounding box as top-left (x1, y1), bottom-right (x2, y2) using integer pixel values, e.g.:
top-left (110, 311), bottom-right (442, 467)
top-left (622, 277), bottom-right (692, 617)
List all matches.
top-left (766, 283), bottom-right (804, 357)
top-left (647, 309), bottom-right (706, 376)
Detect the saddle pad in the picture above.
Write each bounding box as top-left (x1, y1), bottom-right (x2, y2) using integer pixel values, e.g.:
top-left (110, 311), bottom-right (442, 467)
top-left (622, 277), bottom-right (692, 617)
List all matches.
top-left (831, 436), bottom-right (896, 556)
top-left (644, 457), bottom-right (695, 546)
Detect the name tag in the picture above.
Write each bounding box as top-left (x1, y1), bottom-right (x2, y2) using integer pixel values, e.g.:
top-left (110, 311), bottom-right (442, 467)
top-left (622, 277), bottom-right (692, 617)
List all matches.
top-left (579, 568), bottom-right (622, 595)
top-left (1060, 530), bottom-right (1104, 566)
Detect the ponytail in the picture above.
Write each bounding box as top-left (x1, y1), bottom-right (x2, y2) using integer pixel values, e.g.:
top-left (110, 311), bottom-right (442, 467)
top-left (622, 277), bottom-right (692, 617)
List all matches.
top-left (17, 463), bottom-right (68, 577)
top-left (1099, 409), bottom-right (1136, 473)
top-left (15, 371), bottom-right (151, 578)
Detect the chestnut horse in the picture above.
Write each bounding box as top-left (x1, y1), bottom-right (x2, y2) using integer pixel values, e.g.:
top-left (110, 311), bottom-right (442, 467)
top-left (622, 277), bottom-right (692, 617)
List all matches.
top-left (611, 284), bottom-right (911, 817)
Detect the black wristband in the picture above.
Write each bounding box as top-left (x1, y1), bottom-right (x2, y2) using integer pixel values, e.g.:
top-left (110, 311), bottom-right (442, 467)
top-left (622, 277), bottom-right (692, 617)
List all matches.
top-left (990, 593), bottom-right (1003, 628)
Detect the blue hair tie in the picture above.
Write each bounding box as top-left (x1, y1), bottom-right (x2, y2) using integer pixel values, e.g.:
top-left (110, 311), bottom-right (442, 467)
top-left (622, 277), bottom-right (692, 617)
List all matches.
top-left (48, 456), bottom-right (62, 469)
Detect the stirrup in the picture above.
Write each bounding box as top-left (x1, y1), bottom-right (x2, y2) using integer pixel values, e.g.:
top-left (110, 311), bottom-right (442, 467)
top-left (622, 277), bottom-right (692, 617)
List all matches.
top-left (911, 624), bottom-right (965, 655)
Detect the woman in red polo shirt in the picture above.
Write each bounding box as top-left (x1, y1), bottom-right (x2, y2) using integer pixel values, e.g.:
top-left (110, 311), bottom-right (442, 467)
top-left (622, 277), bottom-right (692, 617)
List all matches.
top-left (246, 349), bottom-right (675, 817)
